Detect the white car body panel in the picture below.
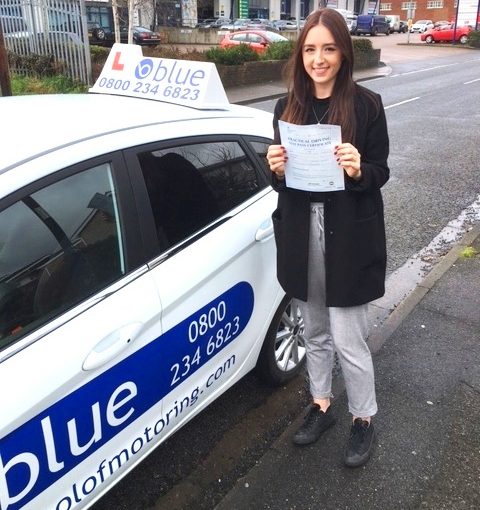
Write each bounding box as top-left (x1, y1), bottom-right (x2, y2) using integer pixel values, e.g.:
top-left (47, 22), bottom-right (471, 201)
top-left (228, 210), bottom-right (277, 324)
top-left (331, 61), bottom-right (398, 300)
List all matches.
top-left (0, 90), bottom-right (293, 510)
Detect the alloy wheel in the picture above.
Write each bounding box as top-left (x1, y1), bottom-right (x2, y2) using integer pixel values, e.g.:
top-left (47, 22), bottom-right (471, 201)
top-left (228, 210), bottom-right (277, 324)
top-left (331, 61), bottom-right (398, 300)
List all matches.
top-left (274, 300), bottom-right (306, 373)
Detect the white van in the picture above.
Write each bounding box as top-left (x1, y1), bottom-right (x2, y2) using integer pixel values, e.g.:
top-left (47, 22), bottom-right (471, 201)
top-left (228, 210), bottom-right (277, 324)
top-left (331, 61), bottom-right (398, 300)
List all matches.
top-left (386, 15), bottom-right (401, 33)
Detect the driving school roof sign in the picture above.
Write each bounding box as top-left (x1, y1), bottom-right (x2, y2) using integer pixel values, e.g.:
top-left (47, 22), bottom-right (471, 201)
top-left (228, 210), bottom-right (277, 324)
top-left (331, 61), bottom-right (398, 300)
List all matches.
top-left (89, 43), bottom-right (230, 110)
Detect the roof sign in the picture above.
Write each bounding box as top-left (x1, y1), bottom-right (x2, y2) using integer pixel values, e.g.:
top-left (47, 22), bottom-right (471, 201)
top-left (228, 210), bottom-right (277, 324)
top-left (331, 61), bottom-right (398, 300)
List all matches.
top-left (89, 43), bottom-right (230, 110)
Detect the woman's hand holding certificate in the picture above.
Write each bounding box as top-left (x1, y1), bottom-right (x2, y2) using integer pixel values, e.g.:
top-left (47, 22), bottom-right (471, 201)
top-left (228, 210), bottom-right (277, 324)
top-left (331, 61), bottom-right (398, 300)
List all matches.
top-left (278, 120), bottom-right (345, 192)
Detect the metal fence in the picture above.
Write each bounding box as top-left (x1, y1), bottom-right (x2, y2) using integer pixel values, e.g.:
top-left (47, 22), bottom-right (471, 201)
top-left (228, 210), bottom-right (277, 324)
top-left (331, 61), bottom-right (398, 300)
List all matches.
top-left (0, 0), bottom-right (92, 84)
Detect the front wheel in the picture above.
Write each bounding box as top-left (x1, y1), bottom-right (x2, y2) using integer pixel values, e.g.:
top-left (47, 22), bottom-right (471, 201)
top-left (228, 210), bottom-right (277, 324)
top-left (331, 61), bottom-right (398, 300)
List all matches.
top-left (459, 34), bottom-right (468, 44)
top-left (425, 35), bottom-right (434, 43)
top-left (255, 296), bottom-right (306, 386)
top-left (94, 28), bottom-right (106, 41)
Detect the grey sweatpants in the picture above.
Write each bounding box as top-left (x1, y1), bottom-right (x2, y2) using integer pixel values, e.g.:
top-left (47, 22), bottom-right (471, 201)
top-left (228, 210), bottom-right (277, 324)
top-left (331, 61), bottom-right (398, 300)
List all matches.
top-left (296, 203), bottom-right (378, 418)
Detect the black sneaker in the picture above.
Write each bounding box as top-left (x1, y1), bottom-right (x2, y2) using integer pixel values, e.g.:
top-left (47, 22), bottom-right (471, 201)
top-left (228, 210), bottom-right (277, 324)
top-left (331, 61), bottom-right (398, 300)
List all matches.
top-left (344, 418), bottom-right (375, 467)
top-left (292, 404), bottom-right (335, 446)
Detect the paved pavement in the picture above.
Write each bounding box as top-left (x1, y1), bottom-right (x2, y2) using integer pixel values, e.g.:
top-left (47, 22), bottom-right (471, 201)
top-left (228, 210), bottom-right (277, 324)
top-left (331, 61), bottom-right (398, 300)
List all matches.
top-left (217, 59), bottom-right (480, 510)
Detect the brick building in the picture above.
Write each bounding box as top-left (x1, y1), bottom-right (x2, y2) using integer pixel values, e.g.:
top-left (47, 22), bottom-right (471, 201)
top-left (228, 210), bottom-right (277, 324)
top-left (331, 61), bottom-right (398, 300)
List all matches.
top-left (380, 0), bottom-right (461, 24)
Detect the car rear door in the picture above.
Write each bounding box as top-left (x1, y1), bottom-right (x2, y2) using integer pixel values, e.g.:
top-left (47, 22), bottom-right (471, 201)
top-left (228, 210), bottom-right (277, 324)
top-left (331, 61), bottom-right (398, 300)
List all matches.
top-left (124, 133), bottom-right (282, 442)
top-left (247, 33), bottom-right (267, 52)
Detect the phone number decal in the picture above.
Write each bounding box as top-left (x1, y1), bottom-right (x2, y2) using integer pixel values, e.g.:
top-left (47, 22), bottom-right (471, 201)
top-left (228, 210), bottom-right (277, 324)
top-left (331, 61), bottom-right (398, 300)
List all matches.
top-left (159, 281), bottom-right (254, 391)
top-left (97, 77), bottom-right (200, 101)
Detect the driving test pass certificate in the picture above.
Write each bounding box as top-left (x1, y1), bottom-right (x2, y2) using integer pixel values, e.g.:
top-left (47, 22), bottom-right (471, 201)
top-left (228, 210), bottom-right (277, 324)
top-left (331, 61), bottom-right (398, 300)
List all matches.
top-left (278, 120), bottom-right (344, 192)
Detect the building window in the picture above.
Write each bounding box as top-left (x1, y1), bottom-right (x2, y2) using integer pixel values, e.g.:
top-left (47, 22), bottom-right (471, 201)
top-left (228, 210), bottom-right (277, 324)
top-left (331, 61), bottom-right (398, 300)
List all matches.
top-left (401, 2), bottom-right (417, 10)
top-left (380, 3), bottom-right (392, 11)
top-left (427, 0), bottom-right (443, 7)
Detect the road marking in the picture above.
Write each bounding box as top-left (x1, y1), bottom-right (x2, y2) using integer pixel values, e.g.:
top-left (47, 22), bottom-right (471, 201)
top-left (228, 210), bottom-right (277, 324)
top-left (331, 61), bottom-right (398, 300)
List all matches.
top-left (385, 97), bottom-right (420, 109)
top-left (393, 63), bottom-right (457, 77)
top-left (464, 78), bottom-right (480, 85)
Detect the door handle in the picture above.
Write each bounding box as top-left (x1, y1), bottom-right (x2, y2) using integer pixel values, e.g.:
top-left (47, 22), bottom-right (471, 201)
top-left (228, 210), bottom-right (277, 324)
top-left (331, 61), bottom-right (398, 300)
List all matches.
top-left (82, 322), bottom-right (143, 371)
top-left (255, 218), bottom-right (274, 242)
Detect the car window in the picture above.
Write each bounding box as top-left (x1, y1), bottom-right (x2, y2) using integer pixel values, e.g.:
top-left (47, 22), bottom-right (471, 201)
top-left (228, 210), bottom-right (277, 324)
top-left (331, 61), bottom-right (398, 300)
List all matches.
top-left (0, 163), bottom-right (125, 350)
top-left (137, 140), bottom-right (269, 250)
top-left (248, 34), bottom-right (263, 43)
top-left (232, 33), bottom-right (247, 42)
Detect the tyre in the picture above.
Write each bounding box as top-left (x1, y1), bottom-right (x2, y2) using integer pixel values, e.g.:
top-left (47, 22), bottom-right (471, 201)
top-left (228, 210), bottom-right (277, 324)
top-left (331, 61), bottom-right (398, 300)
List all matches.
top-left (255, 296), bottom-right (306, 386)
top-left (95, 28), bottom-right (106, 41)
top-left (425, 35), bottom-right (434, 43)
top-left (372, 27), bottom-right (378, 36)
top-left (459, 34), bottom-right (468, 44)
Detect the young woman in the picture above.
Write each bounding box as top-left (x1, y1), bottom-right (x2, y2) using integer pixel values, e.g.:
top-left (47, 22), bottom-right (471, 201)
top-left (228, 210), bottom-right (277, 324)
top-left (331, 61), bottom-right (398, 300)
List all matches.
top-left (266, 8), bottom-right (390, 468)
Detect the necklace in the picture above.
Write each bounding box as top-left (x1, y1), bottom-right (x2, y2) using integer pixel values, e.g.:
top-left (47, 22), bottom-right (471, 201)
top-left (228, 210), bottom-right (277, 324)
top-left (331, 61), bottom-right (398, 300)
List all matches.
top-left (312, 106), bottom-right (329, 125)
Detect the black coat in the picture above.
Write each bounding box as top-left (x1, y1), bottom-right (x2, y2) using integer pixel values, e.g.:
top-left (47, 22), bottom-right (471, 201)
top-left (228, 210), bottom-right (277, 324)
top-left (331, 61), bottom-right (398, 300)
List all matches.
top-left (271, 86), bottom-right (390, 306)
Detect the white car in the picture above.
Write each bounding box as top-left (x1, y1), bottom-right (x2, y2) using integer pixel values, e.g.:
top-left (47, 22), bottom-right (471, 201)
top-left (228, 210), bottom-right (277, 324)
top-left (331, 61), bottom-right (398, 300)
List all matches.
top-left (219, 18), bottom-right (251, 30)
top-left (410, 19), bottom-right (434, 33)
top-left (273, 19), bottom-right (298, 30)
top-left (0, 47), bottom-right (305, 510)
top-left (346, 15), bottom-right (358, 34)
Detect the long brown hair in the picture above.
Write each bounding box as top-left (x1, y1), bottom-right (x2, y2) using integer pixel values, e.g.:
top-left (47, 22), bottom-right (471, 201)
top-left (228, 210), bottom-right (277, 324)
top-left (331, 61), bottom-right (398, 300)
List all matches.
top-left (281, 8), bottom-right (357, 142)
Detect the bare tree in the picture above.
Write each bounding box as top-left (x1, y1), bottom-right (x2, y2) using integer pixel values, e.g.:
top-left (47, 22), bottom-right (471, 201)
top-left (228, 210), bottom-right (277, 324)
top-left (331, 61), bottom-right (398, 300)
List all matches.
top-left (128, 0), bottom-right (134, 44)
top-left (112, 0), bottom-right (121, 42)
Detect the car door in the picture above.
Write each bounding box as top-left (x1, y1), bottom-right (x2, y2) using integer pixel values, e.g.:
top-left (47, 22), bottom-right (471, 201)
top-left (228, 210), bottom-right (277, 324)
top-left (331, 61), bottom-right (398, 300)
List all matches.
top-left (124, 134), bottom-right (282, 442)
top-left (0, 153), bottom-right (166, 510)
top-left (247, 33), bottom-right (267, 52)
top-left (439, 26), bottom-right (454, 42)
top-left (230, 32), bottom-right (247, 48)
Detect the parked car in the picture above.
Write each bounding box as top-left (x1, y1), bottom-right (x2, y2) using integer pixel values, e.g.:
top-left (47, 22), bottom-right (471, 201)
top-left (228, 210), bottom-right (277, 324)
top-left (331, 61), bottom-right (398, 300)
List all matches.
top-left (246, 18), bottom-right (275, 30)
top-left (195, 18), bottom-right (217, 28)
top-left (5, 28), bottom-right (85, 53)
top-left (434, 20), bottom-right (451, 28)
top-left (355, 14), bottom-right (390, 36)
top-left (0, 14), bottom-right (29, 39)
top-left (386, 15), bottom-right (401, 33)
top-left (354, 14), bottom-right (390, 36)
top-left (273, 19), bottom-right (298, 30)
top-left (196, 17), bottom-right (230, 29)
top-left (219, 18), bottom-right (251, 31)
top-left (346, 15), bottom-right (358, 34)
top-left (399, 20), bottom-right (409, 33)
top-left (0, 50), bottom-right (305, 510)
top-left (421, 23), bottom-right (472, 44)
top-left (220, 29), bottom-right (289, 53)
top-left (410, 19), bottom-right (434, 33)
top-left (90, 24), bottom-right (161, 45)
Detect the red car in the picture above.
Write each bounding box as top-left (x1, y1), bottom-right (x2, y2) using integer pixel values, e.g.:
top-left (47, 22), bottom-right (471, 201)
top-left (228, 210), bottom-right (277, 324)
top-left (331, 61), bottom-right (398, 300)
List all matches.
top-left (421, 24), bottom-right (472, 44)
top-left (220, 30), bottom-right (288, 54)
